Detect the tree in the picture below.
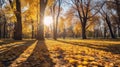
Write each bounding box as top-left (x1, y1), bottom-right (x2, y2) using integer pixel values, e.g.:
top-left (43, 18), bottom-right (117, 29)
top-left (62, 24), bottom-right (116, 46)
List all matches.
top-left (107, 0), bottom-right (120, 37)
top-left (99, 1), bottom-right (116, 39)
top-left (0, 0), bottom-right (9, 39)
top-left (37, 0), bottom-right (48, 40)
top-left (50, 0), bottom-right (62, 40)
top-left (55, 0), bottom-right (62, 40)
top-left (9, 0), bottom-right (22, 40)
top-left (71, 0), bottom-right (104, 39)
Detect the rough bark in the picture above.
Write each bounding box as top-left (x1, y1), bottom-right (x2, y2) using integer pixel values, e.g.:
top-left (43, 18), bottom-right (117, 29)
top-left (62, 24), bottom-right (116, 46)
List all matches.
top-left (37, 0), bottom-right (47, 40)
top-left (3, 21), bottom-right (6, 38)
top-left (0, 25), bottom-right (1, 39)
top-left (31, 21), bottom-right (34, 39)
top-left (50, 0), bottom-right (61, 40)
top-left (81, 21), bottom-right (87, 39)
top-left (106, 14), bottom-right (116, 39)
top-left (13, 0), bottom-right (22, 40)
top-left (104, 27), bottom-right (107, 39)
top-left (115, 0), bottom-right (120, 37)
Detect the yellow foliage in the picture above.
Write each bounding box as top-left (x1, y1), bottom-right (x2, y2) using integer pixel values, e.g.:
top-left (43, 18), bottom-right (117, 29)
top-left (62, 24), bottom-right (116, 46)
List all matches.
top-left (73, 22), bottom-right (81, 35)
top-left (47, 0), bottom-right (55, 7)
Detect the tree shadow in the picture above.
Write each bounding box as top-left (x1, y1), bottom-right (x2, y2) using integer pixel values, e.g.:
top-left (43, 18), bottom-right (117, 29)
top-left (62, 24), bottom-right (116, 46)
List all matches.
top-left (89, 39), bottom-right (120, 41)
top-left (18, 40), bottom-right (54, 67)
top-left (0, 40), bottom-right (17, 45)
top-left (56, 40), bottom-right (120, 54)
top-left (0, 40), bottom-right (36, 67)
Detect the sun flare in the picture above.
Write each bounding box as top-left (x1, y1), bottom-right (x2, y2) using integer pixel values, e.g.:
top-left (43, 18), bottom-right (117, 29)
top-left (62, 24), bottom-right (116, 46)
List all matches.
top-left (44, 16), bottom-right (53, 26)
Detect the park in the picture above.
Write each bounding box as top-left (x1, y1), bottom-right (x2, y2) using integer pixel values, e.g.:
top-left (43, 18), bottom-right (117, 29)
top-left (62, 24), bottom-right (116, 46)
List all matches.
top-left (0, 0), bottom-right (120, 67)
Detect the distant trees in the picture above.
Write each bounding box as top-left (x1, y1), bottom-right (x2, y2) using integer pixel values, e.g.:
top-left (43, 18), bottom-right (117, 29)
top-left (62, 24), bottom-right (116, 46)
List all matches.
top-left (97, 0), bottom-right (120, 39)
top-left (0, 0), bottom-right (10, 39)
top-left (0, 0), bottom-right (120, 40)
top-left (9, 0), bottom-right (22, 40)
top-left (70, 0), bottom-right (104, 39)
top-left (106, 0), bottom-right (120, 37)
top-left (50, 0), bottom-right (62, 40)
top-left (99, 5), bottom-right (115, 38)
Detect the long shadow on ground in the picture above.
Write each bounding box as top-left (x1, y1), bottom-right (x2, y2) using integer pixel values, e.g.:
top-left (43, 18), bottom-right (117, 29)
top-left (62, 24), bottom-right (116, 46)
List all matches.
top-left (0, 40), bottom-right (36, 67)
top-left (18, 40), bottom-right (54, 67)
top-left (0, 40), bottom-right (18, 45)
top-left (56, 40), bottom-right (120, 54)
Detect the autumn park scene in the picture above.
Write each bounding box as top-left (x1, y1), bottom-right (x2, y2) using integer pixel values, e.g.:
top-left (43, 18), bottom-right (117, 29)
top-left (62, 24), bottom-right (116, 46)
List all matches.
top-left (0, 0), bottom-right (120, 67)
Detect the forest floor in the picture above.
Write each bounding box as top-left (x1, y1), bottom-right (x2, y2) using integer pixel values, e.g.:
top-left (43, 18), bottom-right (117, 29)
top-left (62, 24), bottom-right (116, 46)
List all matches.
top-left (0, 39), bottom-right (120, 67)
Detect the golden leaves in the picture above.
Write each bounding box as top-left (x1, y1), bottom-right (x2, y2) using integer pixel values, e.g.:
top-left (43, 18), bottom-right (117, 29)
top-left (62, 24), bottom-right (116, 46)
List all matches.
top-left (0, 39), bottom-right (120, 66)
top-left (45, 39), bottom-right (120, 66)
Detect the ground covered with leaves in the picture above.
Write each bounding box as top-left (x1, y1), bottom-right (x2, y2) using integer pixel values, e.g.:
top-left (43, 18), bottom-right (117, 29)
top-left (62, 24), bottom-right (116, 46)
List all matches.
top-left (0, 39), bottom-right (120, 67)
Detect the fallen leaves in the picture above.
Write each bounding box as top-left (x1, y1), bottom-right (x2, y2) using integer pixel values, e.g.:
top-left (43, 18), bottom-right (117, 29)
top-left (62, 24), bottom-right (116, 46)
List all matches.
top-left (46, 39), bottom-right (120, 67)
top-left (0, 39), bottom-right (120, 67)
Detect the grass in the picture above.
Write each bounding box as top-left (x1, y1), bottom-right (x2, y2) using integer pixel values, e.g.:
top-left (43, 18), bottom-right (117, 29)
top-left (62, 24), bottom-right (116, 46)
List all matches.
top-left (0, 39), bottom-right (120, 67)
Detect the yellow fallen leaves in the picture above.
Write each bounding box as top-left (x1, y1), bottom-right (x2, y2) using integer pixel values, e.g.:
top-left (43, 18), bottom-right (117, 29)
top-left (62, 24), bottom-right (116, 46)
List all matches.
top-left (10, 41), bottom-right (38, 66)
top-left (75, 55), bottom-right (82, 59)
top-left (89, 57), bottom-right (95, 61)
top-left (0, 39), bottom-right (120, 67)
top-left (69, 59), bottom-right (77, 64)
top-left (45, 39), bottom-right (120, 66)
top-left (82, 61), bottom-right (88, 65)
top-left (91, 61), bottom-right (98, 65)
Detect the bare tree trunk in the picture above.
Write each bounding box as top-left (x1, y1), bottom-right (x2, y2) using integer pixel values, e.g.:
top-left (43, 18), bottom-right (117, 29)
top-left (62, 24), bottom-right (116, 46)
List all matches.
top-left (51, 0), bottom-right (61, 40)
top-left (3, 16), bottom-right (7, 38)
top-left (37, 0), bottom-right (47, 40)
top-left (62, 28), bottom-right (66, 39)
top-left (81, 18), bottom-right (87, 39)
top-left (3, 22), bottom-right (6, 38)
top-left (54, 0), bottom-right (61, 40)
top-left (118, 25), bottom-right (120, 37)
top-left (0, 1), bottom-right (7, 39)
top-left (13, 0), bottom-right (22, 40)
top-left (50, 5), bottom-right (56, 40)
top-left (115, 0), bottom-right (120, 25)
top-left (104, 27), bottom-right (107, 39)
top-left (31, 21), bottom-right (34, 39)
top-left (106, 14), bottom-right (115, 39)
top-left (0, 25), bottom-right (1, 39)
top-left (115, 0), bottom-right (120, 37)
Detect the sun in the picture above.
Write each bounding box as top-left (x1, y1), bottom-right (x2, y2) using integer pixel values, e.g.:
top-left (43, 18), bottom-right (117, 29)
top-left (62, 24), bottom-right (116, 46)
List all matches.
top-left (44, 16), bottom-right (53, 26)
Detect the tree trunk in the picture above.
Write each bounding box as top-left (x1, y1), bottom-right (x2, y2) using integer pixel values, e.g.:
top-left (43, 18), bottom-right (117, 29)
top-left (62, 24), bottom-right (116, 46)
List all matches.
top-left (115, 0), bottom-right (120, 25)
top-left (13, 0), bottom-right (22, 40)
top-left (31, 22), bottom-right (34, 39)
top-left (37, 0), bottom-right (47, 40)
top-left (0, 25), bottom-right (1, 39)
top-left (54, 0), bottom-right (61, 40)
top-left (62, 28), bottom-right (66, 39)
top-left (81, 20), bottom-right (87, 39)
top-left (51, 2), bottom-right (57, 40)
top-left (53, 15), bottom-right (56, 40)
top-left (116, 0), bottom-right (120, 37)
top-left (117, 25), bottom-right (120, 37)
top-left (37, 11), bottom-right (44, 40)
top-left (3, 20), bottom-right (6, 38)
top-left (106, 14), bottom-right (115, 39)
top-left (81, 25), bottom-right (87, 39)
top-left (104, 27), bottom-right (107, 39)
